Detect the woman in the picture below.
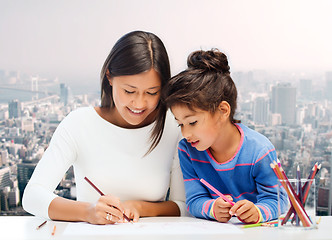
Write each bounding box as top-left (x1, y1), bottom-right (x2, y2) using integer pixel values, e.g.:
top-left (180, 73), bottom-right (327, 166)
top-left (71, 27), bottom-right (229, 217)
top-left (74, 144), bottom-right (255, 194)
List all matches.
top-left (22, 31), bottom-right (186, 224)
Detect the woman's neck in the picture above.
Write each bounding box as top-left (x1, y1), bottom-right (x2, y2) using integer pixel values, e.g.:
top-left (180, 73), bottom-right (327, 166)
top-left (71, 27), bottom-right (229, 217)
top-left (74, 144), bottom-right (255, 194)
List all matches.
top-left (94, 106), bottom-right (157, 129)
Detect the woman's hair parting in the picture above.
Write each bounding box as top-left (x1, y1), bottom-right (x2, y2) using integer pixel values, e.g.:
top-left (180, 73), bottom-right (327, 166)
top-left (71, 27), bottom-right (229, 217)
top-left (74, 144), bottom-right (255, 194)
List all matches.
top-left (100, 30), bottom-right (171, 154)
top-left (164, 48), bottom-right (239, 123)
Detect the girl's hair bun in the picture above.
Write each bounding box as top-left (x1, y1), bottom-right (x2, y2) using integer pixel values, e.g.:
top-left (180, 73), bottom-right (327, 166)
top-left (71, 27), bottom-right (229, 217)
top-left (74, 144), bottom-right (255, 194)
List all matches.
top-left (187, 49), bottom-right (230, 74)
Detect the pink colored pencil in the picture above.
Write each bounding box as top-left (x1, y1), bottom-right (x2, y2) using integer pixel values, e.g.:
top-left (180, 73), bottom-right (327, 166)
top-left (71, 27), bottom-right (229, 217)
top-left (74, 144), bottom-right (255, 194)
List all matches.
top-left (200, 178), bottom-right (234, 206)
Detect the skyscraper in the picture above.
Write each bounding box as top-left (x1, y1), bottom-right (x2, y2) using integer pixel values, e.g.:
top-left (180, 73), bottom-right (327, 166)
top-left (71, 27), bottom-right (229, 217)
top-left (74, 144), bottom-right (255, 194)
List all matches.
top-left (8, 99), bottom-right (21, 119)
top-left (271, 83), bottom-right (296, 125)
top-left (60, 83), bottom-right (69, 106)
top-left (253, 96), bottom-right (269, 125)
top-left (326, 72), bottom-right (332, 101)
top-left (17, 161), bottom-right (37, 200)
top-left (299, 79), bottom-right (312, 101)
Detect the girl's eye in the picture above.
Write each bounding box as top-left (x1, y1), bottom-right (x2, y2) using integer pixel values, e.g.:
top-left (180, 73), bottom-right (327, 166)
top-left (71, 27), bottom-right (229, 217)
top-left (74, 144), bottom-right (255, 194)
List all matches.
top-left (125, 90), bottom-right (134, 94)
top-left (189, 121), bottom-right (197, 126)
top-left (177, 123), bottom-right (183, 128)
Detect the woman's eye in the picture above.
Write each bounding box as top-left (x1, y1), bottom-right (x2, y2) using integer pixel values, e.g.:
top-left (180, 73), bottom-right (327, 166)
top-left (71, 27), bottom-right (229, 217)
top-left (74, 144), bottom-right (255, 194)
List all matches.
top-left (177, 123), bottom-right (183, 127)
top-left (147, 92), bottom-right (158, 96)
top-left (189, 121), bottom-right (197, 126)
top-left (125, 90), bottom-right (134, 94)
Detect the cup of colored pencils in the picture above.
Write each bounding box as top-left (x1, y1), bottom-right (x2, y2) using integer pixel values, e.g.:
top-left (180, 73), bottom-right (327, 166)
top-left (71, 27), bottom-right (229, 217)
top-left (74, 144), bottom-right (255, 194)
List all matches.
top-left (272, 161), bottom-right (319, 229)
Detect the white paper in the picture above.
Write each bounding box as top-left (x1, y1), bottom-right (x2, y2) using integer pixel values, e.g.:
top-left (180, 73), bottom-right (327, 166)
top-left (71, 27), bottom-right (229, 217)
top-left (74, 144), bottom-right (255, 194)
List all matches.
top-left (63, 221), bottom-right (243, 236)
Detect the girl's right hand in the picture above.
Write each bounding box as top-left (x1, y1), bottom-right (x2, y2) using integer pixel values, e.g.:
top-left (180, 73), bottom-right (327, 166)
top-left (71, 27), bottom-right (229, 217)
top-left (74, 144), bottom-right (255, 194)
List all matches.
top-left (85, 195), bottom-right (125, 225)
top-left (212, 195), bottom-right (234, 223)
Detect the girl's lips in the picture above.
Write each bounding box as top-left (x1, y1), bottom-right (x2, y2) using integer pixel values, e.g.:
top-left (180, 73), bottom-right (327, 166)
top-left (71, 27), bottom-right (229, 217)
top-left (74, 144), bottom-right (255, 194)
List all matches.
top-left (191, 141), bottom-right (199, 148)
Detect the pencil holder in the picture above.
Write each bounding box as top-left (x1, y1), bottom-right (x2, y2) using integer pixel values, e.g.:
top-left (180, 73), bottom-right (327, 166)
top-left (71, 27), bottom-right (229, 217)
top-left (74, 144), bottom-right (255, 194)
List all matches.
top-left (277, 178), bottom-right (316, 229)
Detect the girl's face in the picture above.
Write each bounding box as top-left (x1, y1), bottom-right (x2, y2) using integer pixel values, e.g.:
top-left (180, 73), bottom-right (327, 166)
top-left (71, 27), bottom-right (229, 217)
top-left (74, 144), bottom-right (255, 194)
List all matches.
top-left (171, 105), bottom-right (224, 151)
top-left (109, 69), bottom-right (161, 128)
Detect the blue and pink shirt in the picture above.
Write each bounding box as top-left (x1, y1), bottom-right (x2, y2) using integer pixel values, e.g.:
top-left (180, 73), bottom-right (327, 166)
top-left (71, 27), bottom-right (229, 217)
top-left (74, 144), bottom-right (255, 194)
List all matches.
top-left (178, 123), bottom-right (288, 222)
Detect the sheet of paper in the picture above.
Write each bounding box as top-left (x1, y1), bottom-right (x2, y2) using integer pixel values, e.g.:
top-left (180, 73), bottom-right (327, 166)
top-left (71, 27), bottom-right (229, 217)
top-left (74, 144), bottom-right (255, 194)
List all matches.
top-left (63, 221), bottom-right (243, 236)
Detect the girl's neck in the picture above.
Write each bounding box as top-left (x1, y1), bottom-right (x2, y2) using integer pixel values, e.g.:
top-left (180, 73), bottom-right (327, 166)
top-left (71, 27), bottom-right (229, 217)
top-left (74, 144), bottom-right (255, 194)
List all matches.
top-left (209, 122), bottom-right (241, 164)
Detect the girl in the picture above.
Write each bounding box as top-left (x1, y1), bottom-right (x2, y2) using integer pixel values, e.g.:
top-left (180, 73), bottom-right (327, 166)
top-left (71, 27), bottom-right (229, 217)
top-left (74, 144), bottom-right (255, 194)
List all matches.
top-left (164, 49), bottom-right (287, 224)
top-left (22, 31), bottom-right (186, 224)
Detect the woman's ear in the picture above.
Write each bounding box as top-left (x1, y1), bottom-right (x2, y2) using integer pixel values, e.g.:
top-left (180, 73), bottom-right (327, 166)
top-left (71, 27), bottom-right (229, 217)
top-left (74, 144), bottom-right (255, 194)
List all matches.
top-left (106, 69), bottom-right (112, 86)
top-left (218, 101), bottom-right (231, 118)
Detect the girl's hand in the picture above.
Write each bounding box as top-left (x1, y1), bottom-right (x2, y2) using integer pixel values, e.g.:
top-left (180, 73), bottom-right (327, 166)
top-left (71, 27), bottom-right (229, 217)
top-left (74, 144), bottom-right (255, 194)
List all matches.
top-left (122, 200), bottom-right (142, 223)
top-left (86, 195), bottom-right (125, 225)
top-left (229, 200), bottom-right (259, 224)
top-left (213, 195), bottom-right (233, 223)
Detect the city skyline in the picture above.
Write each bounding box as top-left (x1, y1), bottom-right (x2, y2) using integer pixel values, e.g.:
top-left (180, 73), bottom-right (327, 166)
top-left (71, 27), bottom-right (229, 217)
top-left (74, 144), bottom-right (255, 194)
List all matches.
top-left (0, 0), bottom-right (332, 88)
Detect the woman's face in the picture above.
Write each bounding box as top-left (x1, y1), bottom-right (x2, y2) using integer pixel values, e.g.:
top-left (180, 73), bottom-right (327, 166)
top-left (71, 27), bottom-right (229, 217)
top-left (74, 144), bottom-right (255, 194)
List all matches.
top-left (109, 68), bottom-right (161, 128)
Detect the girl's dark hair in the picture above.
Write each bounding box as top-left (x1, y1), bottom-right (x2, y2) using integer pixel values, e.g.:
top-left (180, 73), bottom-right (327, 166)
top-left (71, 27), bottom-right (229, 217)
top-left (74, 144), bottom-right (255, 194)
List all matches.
top-left (100, 31), bottom-right (171, 154)
top-left (164, 49), bottom-right (240, 123)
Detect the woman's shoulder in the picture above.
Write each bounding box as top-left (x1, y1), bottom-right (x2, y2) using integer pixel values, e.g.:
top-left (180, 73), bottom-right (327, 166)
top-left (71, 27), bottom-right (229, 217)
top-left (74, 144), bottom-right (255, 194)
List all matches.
top-left (59, 106), bottom-right (96, 127)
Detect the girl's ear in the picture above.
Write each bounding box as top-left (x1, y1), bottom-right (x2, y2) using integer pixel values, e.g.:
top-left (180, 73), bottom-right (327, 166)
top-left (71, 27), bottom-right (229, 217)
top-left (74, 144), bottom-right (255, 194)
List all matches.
top-left (106, 69), bottom-right (112, 86)
top-left (218, 101), bottom-right (231, 118)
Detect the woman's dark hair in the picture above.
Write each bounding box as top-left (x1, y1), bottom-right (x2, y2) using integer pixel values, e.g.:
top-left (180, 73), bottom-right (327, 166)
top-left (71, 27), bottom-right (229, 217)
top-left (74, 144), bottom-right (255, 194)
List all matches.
top-left (164, 49), bottom-right (240, 123)
top-left (100, 31), bottom-right (171, 154)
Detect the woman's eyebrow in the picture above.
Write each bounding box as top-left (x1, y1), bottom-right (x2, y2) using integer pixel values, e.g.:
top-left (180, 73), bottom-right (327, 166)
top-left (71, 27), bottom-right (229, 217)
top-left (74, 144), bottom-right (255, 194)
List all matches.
top-left (124, 84), bottom-right (160, 90)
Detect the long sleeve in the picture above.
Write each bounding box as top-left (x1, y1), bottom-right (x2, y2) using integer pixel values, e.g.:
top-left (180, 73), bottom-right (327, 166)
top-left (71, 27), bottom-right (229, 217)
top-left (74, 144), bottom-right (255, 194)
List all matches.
top-left (252, 148), bottom-right (288, 222)
top-left (178, 141), bottom-right (215, 219)
top-left (168, 140), bottom-right (188, 216)
top-left (22, 116), bottom-right (78, 219)
top-left (22, 107), bottom-right (187, 219)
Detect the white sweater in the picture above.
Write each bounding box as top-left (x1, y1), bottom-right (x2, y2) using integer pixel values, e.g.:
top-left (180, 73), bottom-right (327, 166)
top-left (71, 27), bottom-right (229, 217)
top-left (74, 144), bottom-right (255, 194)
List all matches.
top-left (22, 107), bottom-right (186, 218)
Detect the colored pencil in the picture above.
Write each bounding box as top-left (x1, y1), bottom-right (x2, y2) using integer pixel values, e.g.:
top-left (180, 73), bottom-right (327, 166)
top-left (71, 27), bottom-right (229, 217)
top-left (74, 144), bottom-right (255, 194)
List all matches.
top-left (36, 220), bottom-right (47, 230)
top-left (271, 162), bottom-right (311, 227)
top-left (84, 177), bottom-right (132, 223)
top-left (200, 178), bottom-right (234, 206)
top-left (296, 165), bottom-right (301, 226)
top-left (242, 220), bottom-right (279, 228)
top-left (283, 163), bottom-right (320, 225)
top-left (51, 225), bottom-right (56, 236)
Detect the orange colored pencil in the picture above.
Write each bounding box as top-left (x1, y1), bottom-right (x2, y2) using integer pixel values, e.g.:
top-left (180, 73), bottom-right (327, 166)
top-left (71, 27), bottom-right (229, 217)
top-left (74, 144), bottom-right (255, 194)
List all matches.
top-left (271, 162), bottom-right (311, 227)
top-left (51, 225), bottom-right (56, 236)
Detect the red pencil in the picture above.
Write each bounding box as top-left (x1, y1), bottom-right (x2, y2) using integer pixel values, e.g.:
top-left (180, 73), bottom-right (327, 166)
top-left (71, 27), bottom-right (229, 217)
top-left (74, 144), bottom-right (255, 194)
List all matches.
top-left (271, 162), bottom-right (311, 227)
top-left (282, 163), bottom-right (319, 225)
top-left (84, 177), bottom-right (132, 223)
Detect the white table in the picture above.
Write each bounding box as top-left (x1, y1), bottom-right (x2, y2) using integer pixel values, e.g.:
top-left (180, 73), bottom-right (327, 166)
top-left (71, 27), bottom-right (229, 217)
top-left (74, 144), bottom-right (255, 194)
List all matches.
top-left (0, 216), bottom-right (330, 240)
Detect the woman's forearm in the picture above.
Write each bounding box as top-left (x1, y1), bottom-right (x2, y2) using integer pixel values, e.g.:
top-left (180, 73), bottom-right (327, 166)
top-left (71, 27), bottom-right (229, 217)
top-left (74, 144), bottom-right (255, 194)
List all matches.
top-left (48, 197), bottom-right (91, 222)
top-left (130, 200), bottom-right (181, 217)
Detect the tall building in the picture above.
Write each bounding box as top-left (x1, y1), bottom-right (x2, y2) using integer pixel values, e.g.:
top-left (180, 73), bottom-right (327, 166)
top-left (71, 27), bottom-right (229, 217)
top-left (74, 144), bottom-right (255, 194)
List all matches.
top-left (60, 83), bottom-right (69, 106)
top-left (325, 71), bottom-right (332, 101)
top-left (253, 96), bottom-right (269, 125)
top-left (299, 79), bottom-right (312, 101)
top-left (271, 83), bottom-right (296, 125)
top-left (8, 99), bottom-right (21, 119)
top-left (0, 167), bottom-right (11, 189)
top-left (17, 161), bottom-right (37, 200)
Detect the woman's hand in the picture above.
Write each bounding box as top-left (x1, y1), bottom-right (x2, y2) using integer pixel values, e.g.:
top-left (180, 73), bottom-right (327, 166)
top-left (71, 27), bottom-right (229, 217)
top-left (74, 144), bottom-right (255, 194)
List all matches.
top-left (212, 195), bottom-right (233, 223)
top-left (121, 200), bottom-right (142, 223)
top-left (229, 200), bottom-right (260, 224)
top-left (86, 195), bottom-right (125, 225)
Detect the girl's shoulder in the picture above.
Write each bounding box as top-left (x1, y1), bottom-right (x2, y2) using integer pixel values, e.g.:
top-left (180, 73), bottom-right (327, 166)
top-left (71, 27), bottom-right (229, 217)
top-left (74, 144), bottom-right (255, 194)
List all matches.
top-left (236, 123), bottom-right (274, 148)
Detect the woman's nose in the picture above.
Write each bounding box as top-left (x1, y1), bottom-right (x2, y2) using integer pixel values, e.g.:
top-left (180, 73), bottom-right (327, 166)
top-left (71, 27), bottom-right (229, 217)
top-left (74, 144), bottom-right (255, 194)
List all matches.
top-left (132, 94), bottom-right (146, 108)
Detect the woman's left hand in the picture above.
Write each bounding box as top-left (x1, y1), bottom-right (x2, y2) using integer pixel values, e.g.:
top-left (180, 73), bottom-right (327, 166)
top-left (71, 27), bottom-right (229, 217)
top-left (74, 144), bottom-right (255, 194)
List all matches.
top-left (121, 200), bottom-right (141, 223)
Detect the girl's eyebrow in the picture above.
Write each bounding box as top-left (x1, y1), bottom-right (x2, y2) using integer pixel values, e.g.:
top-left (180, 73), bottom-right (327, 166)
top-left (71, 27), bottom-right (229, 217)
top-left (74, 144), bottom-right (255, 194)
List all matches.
top-left (175, 114), bottom-right (195, 121)
top-left (124, 84), bottom-right (160, 90)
